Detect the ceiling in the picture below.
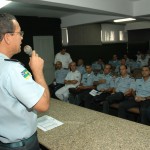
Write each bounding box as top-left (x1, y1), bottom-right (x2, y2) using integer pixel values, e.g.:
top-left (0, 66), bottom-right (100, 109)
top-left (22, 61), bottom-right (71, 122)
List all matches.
top-left (0, 0), bottom-right (150, 28)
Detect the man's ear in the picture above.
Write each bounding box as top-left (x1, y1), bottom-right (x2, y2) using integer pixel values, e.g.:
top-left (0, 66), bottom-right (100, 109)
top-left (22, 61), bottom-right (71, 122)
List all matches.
top-left (3, 33), bottom-right (11, 45)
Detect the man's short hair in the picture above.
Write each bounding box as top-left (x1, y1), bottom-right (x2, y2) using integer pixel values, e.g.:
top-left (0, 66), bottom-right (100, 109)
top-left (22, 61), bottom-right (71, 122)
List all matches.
top-left (0, 13), bottom-right (17, 41)
top-left (142, 65), bottom-right (150, 70)
top-left (120, 64), bottom-right (127, 69)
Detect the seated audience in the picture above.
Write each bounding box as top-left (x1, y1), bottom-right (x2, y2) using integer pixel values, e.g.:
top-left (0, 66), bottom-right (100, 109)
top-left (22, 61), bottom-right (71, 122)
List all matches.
top-left (69, 64), bottom-right (96, 105)
top-left (118, 66), bottom-right (150, 125)
top-left (103, 65), bottom-right (135, 114)
top-left (55, 62), bottom-right (81, 102)
top-left (83, 64), bottom-right (114, 111)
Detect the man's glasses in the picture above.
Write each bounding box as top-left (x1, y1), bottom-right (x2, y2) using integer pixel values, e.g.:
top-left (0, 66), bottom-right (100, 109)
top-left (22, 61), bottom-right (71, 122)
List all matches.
top-left (8, 31), bottom-right (24, 37)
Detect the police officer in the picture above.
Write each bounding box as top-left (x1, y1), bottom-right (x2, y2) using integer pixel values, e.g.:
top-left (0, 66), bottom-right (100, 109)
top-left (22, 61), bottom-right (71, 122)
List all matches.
top-left (69, 64), bottom-right (96, 105)
top-left (103, 65), bottom-right (135, 114)
top-left (115, 58), bottom-right (130, 74)
top-left (138, 53), bottom-right (148, 67)
top-left (108, 54), bottom-right (120, 69)
top-left (0, 13), bottom-right (50, 150)
top-left (118, 66), bottom-right (150, 125)
top-left (77, 59), bottom-right (86, 75)
top-left (83, 64), bottom-right (114, 110)
top-left (49, 61), bottom-right (68, 98)
top-left (92, 58), bottom-right (105, 75)
top-left (129, 55), bottom-right (141, 73)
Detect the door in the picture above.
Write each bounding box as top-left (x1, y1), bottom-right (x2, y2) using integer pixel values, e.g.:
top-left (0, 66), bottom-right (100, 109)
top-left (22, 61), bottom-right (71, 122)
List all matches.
top-left (33, 36), bottom-right (55, 85)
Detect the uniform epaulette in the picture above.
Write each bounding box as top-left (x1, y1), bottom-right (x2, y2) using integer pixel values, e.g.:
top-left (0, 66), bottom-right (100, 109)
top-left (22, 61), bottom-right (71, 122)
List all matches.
top-left (4, 59), bottom-right (19, 62)
top-left (4, 59), bottom-right (24, 66)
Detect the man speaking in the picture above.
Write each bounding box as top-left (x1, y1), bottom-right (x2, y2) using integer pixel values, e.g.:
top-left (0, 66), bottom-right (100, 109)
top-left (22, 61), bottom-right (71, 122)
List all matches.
top-left (0, 13), bottom-right (50, 150)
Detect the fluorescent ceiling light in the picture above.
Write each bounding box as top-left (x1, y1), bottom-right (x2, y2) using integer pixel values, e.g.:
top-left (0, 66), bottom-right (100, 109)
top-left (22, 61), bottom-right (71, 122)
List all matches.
top-left (113, 18), bottom-right (136, 23)
top-left (0, 0), bottom-right (12, 9)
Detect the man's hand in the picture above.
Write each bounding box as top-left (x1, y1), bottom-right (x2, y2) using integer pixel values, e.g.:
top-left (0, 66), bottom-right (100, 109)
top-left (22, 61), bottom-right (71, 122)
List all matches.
top-left (135, 96), bottom-right (145, 102)
top-left (29, 50), bottom-right (44, 76)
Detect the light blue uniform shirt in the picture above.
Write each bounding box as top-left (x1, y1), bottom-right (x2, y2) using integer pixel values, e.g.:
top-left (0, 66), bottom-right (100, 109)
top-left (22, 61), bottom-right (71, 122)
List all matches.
top-left (55, 68), bottom-right (68, 84)
top-left (129, 60), bottom-right (141, 70)
top-left (95, 73), bottom-right (114, 91)
top-left (131, 77), bottom-right (150, 97)
top-left (108, 60), bottom-right (120, 67)
top-left (92, 62), bottom-right (104, 71)
top-left (126, 58), bottom-right (130, 66)
top-left (0, 53), bottom-right (44, 143)
top-left (81, 72), bottom-right (96, 86)
top-left (77, 65), bottom-right (86, 75)
top-left (115, 75), bottom-right (135, 93)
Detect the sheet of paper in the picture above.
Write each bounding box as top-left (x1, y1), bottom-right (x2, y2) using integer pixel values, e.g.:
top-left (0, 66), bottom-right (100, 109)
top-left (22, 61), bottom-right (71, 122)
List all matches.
top-left (89, 89), bottom-right (102, 96)
top-left (37, 115), bottom-right (64, 132)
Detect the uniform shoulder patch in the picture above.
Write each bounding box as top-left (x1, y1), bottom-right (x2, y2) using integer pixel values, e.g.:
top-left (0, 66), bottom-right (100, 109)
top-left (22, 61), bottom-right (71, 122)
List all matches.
top-left (4, 59), bottom-right (19, 62)
top-left (21, 69), bottom-right (31, 79)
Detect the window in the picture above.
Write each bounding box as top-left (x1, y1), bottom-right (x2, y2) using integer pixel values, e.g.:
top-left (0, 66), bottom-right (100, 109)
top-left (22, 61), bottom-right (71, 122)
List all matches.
top-left (101, 24), bottom-right (127, 43)
top-left (61, 28), bottom-right (69, 45)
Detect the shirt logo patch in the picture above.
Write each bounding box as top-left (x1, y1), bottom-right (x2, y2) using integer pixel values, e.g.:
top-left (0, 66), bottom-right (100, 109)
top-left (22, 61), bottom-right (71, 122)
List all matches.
top-left (21, 69), bottom-right (31, 79)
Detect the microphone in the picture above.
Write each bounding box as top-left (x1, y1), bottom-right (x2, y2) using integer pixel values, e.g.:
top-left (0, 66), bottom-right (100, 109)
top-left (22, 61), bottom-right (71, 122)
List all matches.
top-left (24, 45), bottom-right (32, 56)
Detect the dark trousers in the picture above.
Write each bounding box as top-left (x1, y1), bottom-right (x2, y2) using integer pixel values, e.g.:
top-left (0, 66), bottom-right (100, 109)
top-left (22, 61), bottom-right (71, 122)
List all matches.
top-left (83, 92), bottom-right (111, 111)
top-left (0, 133), bottom-right (40, 150)
top-left (103, 92), bottom-right (128, 114)
top-left (49, 83), bottom-right (64, 98)
top-left (69, 93), bottom-right (80, 105)
top-left (69, 89), bottom-right (91, 106)
top-left (118, 97), bottom-right (150, 125)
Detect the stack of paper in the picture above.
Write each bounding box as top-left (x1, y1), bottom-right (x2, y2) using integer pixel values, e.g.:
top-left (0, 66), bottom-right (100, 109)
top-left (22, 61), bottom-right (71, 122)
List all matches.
top-left (37, 115), bottom-right (64, 132)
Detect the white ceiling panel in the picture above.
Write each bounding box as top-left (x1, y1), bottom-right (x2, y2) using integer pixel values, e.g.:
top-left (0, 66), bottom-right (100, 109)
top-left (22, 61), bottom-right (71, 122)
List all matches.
top-left (0, 0), bottom-right (149, 27)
